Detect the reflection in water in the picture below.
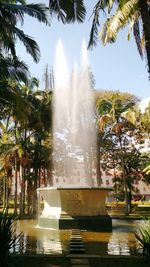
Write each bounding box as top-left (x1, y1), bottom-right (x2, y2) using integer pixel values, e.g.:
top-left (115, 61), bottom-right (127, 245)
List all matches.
top-left (11, 219), bottom-right (142, 255)
top-left (12, 220), bottom-right (69, 255)
top-left (108, 233), bottom-right (138, 255)
top-left (108, 219), bottom-right (141, 255)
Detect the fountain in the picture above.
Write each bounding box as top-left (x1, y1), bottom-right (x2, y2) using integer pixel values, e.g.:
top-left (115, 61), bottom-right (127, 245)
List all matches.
top-left (37, 40), bottom-right (112, 231)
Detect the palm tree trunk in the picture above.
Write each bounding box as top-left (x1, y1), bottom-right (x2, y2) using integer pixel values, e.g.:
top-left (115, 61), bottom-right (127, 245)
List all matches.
top-left (20, 129), bottom-right (27, 215)
top-left (14, 155), bottom-right (18, 215)
top-left (112, 151), bottom-right (117, 200)
top-left (32, 144), bottom-right (39, 214)
top-left (139, 0), bottom-right (150, 76)
top-left (3, 176), bottom-right (6, 208)
top-left (14, 122), bottom-right (18, 215)
top-left (27, 180), bottom-right (32, 215)
top-left (20, 166), bottom-right (26, 215)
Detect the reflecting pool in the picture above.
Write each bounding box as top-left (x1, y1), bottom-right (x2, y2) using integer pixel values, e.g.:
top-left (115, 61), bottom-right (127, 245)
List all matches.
top-left (12, 219), bottom-right (141, 255)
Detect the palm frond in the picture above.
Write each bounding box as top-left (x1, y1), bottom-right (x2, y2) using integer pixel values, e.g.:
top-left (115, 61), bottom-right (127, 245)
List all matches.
top-left (121, 108), bottom-right (137, 125)
top-left (28, 77), bottom-right (39, 89)
top-left (65, 0), bottom-right (86, 23)
top-left (0, 81), bottom-right (34, 124)
top-left (143, 165), bottom-right (150, 175)
top-left (0, 2), bottom-right (49, 25)
top-left (13, 27), bottom-right (40, 63)
top-left (100, 0), bottom-right (139, 45)
top-left (49, 0), bottom-right (66, 23)
top-left (98, 114), bottom-right (111, 131)
top-left (0, 3), bottom-right (18, 25)
top-left (96, 98), bottom-right (112, 115)
top-left (88, 1), bottom-right (101, 49)
top-left (11, 59), bottom-right (30, 83)
top-left (0, 53), bottom-right (30, 83)
top-left (133, 18), bottom-right (144, 58)
top-left (49, 0), bottom-right (86, 23)
top-left (1, 20), bottom-right (40, 63)
top-left (19, 3), bottom-right (49, 25)
top-left (88, 0), bottom-right (116, 49)
top-left (0, 1), bottom-right (49, 61)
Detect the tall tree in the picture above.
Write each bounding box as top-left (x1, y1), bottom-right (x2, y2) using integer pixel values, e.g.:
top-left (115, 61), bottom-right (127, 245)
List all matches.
top-left (96, 91), bottom-right (137, 214)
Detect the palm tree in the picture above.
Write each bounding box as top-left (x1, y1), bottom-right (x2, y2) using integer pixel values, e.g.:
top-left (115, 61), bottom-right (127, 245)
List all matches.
top-left (0, 51), bottom-right (32, 123)
top-left (0, 78), bottom-right (52, 215)
top-left (88, 0), bottom-right (150, 76)
top-left (0, 79), bottom-right (33, 125)
top-left (97, 92), bottom-right (137, 214)
top-left (20, 84), bottom-right (52, 214)
top-left (0, 0), bottom-right (49, 62)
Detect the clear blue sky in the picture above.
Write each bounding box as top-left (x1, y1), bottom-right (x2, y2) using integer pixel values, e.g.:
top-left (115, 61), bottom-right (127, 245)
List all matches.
top-left (16, 0), bottom-right (150, 98)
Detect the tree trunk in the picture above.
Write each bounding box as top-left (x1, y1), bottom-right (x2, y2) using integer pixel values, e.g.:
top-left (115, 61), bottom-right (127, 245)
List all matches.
top-left (112, 152), bottom-right (117, 200)
top-left (3, 176), bottom-right (6, 208)
top-left (21, 129), bottom-right (27, 215)
top-left (20, 166), bottom-right (26, 215)
top-left (47, 169), bottom-right (53, 186)
top-left (32, 143), bottom-right (39, 214)
top-left (27, 180), bottom-right (33, 215)
top-left (83, 150), bottom-right (92, 186)
top-left (118, 135), bottom-right (129, 215)
top-left (14, 155), bottom-right (18, 215)
top-left (139, 0), bottom-right (150, 76)
top-left (128, 182), bottom-right (132, 214)
top-left (121, 158), bottom-right (129, 215)
top-left (14, 122), bottom-right (18, 215)
top-left (96, 133), bottom-right (102, 186)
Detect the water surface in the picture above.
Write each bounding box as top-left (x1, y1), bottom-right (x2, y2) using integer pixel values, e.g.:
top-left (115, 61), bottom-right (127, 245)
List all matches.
top-left (12, 219), bottom-right (141, 255)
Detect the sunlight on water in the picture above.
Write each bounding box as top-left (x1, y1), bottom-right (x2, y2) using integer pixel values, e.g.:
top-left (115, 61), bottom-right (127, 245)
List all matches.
top-left (11, 220), bottom-right (69, 255)
top-left (11, 219), bottom-right (142, 256)
top-left (108, 233), bottom-right (136, 255)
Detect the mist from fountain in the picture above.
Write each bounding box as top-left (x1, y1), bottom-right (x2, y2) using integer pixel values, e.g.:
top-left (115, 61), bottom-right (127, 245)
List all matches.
top-left (37, 40), bottom-right (112, 230)
top-left (52, 39), bottom-right (96, 187)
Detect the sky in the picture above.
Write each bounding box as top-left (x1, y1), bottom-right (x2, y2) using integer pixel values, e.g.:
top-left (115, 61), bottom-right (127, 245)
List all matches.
top-left (16, 0), bottom-right (150, 99)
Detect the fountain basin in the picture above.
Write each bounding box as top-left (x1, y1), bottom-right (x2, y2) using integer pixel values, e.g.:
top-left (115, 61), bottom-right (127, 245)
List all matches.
top-left (37, 187), bottom-right (112, 231)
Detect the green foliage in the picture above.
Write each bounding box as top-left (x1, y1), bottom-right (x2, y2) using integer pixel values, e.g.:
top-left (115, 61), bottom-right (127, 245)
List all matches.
top-left (88, 0), bottom-right (115, 49)
top-left (49, 0), bottom-right (86, 23)
top-left (0, 1), bottom-right (49, 62)
top-left (87, 0), bottom-right (150, 77)
top-left (0, 53), bottom-right (29, 83)
top-left (0, 209), bottom-right (22, 266)
top-left (135, 218), bottom-right (150, 257)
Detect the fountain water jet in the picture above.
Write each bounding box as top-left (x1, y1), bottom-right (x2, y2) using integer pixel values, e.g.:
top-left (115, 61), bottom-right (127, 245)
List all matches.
top-left (37, 40), bottom-right (112, 231)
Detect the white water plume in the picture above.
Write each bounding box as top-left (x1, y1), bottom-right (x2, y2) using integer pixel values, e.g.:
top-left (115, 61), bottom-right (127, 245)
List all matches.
top-left (53, 40), bottom-right (96, 187)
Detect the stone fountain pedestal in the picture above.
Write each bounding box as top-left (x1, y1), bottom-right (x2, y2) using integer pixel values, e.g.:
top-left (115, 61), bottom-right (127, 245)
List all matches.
top-left (37, 187), bottom-right (112, 231)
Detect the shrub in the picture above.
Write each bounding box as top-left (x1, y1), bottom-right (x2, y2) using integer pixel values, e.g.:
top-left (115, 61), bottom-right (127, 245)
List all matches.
top-left (0, 209), bottom-right (22, 266)
top-left (135, 218), bottom-right (150, 257)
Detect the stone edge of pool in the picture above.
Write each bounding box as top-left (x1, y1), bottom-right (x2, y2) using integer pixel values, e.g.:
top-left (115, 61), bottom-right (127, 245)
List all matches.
top-left (12, 254), bottom-right (149, 267)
